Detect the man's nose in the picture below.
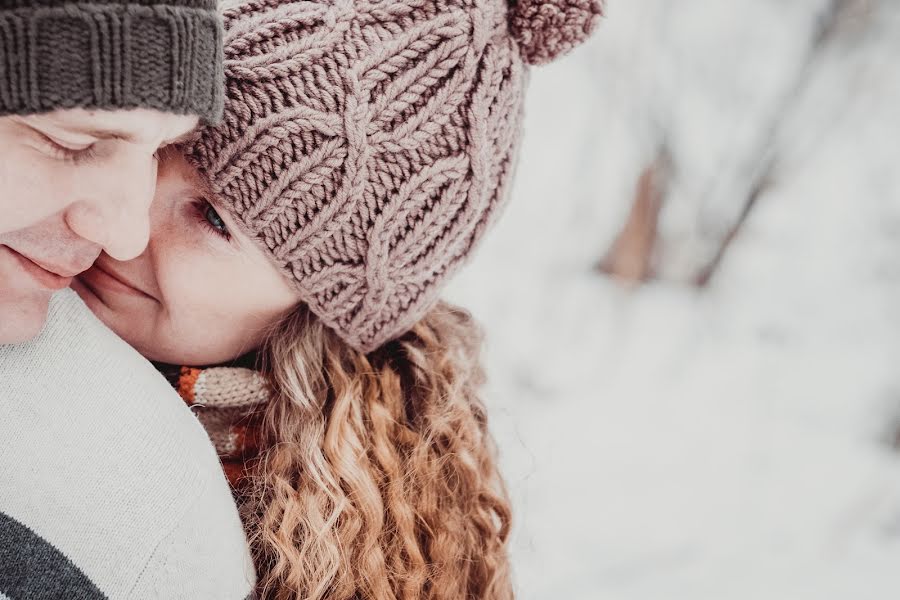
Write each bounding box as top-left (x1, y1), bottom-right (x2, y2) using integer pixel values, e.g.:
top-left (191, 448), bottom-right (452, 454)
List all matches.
top-left (65, 154), bottom-right (157, 261)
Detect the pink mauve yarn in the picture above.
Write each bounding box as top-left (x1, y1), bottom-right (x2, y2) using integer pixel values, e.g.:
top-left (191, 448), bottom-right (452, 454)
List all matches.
top-left (185, 0), bottom-right (602, 353)
top-left (510, 0), bottom-right (603, 65)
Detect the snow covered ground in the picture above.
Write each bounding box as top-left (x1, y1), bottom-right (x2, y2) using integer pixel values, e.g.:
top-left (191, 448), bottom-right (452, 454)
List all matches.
top-left (445, 1), bottom-right (900, 598)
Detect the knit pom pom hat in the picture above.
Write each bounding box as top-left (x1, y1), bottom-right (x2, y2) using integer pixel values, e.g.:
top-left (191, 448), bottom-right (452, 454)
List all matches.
top-left (185, 0), bottom-right (602, 352)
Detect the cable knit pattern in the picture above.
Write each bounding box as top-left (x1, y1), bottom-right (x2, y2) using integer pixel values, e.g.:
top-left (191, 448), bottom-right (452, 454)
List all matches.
top-left (185, 0), bottom-right (600, 352)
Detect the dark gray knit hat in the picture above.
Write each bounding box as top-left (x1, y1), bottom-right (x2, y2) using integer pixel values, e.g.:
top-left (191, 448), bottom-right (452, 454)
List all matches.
top-left (0, 0), bottom-right (224, 122)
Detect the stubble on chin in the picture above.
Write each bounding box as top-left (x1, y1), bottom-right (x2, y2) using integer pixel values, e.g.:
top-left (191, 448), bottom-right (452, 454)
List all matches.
top-left (0, 245), bottom-right (57, 344)
top-left (0, 285), bottom-right (52, 344)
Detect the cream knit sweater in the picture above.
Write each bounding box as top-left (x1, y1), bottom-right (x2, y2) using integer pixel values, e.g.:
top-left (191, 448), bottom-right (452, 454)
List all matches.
top-left (0, 290), bottom-right (255, 599)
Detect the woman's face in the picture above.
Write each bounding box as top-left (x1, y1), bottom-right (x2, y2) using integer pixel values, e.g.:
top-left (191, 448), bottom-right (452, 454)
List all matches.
top-left (72, 151), bottom-right (302, 365)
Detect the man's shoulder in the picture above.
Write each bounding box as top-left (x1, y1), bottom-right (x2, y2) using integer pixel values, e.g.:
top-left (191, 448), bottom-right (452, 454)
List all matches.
top-left (1, 290), bottom-right (199, 435)
top-left (2, 289), bottom-right (165, 386)
top-left (0, 290), bottom-right (218, 452)
top-left (0, 289), bottom-right (255, 598)
top-left (0, 288), bottom-right (232, 490)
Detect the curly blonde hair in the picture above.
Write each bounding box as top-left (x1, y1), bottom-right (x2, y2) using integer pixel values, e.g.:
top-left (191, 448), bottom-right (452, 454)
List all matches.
top-left (240, 301), bottom-right (514, 599)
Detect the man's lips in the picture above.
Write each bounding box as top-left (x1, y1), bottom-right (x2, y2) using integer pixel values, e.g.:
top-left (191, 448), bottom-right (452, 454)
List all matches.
top-left (78, 262), bottom-right (155, 300)
top-left (5, 248), bottom-right (75, 291)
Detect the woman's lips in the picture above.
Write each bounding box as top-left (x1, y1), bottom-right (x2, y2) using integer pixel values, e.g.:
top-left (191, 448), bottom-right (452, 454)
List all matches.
top-left (6, 248), bottom-right (73, 290)
top-left (78, 263), bottom-right (154, 300)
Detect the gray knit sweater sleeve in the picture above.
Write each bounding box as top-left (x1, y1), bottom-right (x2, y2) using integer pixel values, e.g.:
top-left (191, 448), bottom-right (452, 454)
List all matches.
top-left (0, 290), bottom-right (255, 599)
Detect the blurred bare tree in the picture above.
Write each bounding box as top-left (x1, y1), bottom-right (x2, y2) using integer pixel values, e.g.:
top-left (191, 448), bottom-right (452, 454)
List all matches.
top-left (595, 0), bottom-right (879, 287)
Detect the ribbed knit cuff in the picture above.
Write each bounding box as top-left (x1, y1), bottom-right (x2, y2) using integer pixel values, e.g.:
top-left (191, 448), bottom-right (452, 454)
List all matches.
top-left (0, 1), bottom-right (223, 123)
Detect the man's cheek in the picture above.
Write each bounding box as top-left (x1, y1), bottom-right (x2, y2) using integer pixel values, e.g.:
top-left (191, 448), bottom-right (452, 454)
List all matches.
top-left (0, 157), bottom-right (63, 236)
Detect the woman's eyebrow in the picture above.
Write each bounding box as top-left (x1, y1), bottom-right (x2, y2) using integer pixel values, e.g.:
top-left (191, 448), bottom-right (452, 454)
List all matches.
top-left (164, 131), bottom-right (197, 146)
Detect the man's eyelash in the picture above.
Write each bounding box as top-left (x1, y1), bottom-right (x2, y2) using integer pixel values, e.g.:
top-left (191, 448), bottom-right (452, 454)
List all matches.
top-left (39, 134), bottom-right (97, 165)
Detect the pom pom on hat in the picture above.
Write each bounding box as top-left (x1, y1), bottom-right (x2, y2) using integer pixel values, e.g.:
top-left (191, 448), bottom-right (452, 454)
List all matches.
top-left (509, 0), bottom-right (603, 65)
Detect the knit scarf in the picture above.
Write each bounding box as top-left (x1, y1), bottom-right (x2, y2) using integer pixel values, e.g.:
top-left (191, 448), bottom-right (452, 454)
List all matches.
top-left (161, 364), bottom-right (270, 490)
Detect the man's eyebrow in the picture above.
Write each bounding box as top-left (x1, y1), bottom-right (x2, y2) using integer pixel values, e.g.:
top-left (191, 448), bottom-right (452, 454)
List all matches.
top-left (65, 128), bottom-right (196, 146)
top-left (69, 127), bottom-right (139, 143)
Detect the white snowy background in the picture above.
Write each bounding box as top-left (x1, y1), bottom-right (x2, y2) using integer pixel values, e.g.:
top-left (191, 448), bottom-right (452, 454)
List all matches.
top-left (445, 0), bottom-right (900, 598)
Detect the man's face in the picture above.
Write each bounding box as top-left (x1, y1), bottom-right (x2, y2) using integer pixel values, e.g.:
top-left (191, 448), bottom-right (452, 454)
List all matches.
top-left (0, 108), bottom-right (198, 344)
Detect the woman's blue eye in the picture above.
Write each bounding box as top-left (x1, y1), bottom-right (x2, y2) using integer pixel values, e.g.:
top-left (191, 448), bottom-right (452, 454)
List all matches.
top-left (194, 200), bottom-right (230, 241)
top-left (205, 204), bottom-right (228, 234)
